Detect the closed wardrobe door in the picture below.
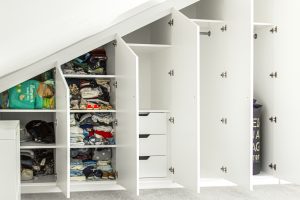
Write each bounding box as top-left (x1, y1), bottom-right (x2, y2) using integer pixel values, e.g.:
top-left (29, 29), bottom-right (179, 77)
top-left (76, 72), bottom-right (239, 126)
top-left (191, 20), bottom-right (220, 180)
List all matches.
top-left (273, 0), bottom-right (300, 184)
top-left (170, 9), bottom-right (200, 193)
top-left (115, 35), bottom-right (139, 195)
top-left (221, 0), bottom-right (252, 189)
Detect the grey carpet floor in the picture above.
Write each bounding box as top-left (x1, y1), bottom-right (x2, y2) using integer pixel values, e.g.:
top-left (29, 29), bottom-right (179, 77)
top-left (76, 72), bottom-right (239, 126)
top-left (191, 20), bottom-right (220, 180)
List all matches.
top-left (22, 185), bottom-right (300, 200)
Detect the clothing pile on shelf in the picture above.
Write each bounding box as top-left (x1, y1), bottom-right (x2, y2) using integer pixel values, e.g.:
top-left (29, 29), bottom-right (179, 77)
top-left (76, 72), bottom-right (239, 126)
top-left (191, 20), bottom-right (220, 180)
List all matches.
top-left (0, 70), bottom-right (55, 109)
top-left (70, 148), bottom-right (116, 181)
top-left (20, 120), bottom-right (55, 144)
top-left (21, 149), bottom-right (55, 181)
top-left (70, 113), bottom-right (115, 146)
top-left (62, 48), bottom-right (107, 75)
top-left (68, 78), bottom-right (113, 110)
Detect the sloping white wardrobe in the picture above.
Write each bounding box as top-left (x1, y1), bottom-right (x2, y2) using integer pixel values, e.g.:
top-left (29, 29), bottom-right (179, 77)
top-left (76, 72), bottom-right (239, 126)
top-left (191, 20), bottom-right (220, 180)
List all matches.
top-left (1, 0), bottom-right (300, 199)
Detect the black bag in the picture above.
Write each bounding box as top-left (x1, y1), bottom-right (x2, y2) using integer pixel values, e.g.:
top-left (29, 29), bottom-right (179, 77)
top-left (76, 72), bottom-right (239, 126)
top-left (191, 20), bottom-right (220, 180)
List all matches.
top-left (25, 120), bottom-right (55, 143)
top-left (253, 100), bottom-right (262, 175)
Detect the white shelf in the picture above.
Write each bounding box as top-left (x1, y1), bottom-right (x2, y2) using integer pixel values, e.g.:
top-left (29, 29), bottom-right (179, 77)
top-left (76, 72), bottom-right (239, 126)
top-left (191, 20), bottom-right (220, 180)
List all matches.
top-left (20, 142), bottom-right (58, 149)
top-left (70, 110), bottom-right (116, 113)
top-left (254, 22), bottom-right (274, 30)
top-left (128, 43), bottom-right (171, 54)
top-left (191, 19), bottom-right (224, 29)
top-left (64, 74), bottom-right (116, 79)
top-left (70, 180), bottom-right (125, 192)
top-left (70, 144), bottom-right (117, 148)
top-left (0, 109), bottom-right (57, 113)
top-left (139, 110), bottom-right (170, 113)
top-left (21, 175), bottom-right (57, 185)
top-left (252, 172), bottom-right (280, 186)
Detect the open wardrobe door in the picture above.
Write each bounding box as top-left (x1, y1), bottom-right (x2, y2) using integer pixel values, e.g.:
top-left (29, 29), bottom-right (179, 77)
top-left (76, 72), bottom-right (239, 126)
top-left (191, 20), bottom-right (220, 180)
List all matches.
top-left (219, 0), bottom-right (252, 190)
top-left (273, 0), bottom-right (300, 184)
top-left (115, 35), bottom-right (139, 195)
top-left (170, 10), bottom-right (200, 193)
top-left (55, 66), bottom-right (70, 198)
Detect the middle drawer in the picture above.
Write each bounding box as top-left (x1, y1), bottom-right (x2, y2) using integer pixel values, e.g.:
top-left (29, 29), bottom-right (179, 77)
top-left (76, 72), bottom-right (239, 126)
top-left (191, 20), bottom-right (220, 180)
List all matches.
top-left (139, 134), bottom-right (167, 156)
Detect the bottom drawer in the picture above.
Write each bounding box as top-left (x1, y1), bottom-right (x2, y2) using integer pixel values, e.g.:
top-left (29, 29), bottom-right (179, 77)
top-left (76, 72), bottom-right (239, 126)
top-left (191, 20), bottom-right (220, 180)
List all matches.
top-left (139, 156), bottom-right (167, 178)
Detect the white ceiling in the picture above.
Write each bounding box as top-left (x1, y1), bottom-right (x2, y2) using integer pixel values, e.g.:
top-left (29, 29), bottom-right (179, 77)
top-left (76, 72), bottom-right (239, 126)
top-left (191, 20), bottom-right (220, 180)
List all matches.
top-left (0, 0), bottom-right (165, 77)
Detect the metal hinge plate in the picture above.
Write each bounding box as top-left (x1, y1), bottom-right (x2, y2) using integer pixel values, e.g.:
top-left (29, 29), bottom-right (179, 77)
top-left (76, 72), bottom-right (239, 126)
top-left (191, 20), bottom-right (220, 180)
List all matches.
top-left (169, 117), bottom-right (175, 124)
top-left (268, 163), bottom-right (277, 171)
top-left (113, 40), bottom-right (117, 47)
top-left (168, 70), bottom-right (174, 76)
top-left (114, 119), bottom-right (118, 126)
top-left (270, 26), bottom-right (278, 34)
top-left (269, 72), bottom-right (278, 78)
top-left (221, 166), bottom-right (228, 173)
top-left (168, 19), bottom-right (174, 26)
top-left (221, 71), bottom-right (228, 78)
top-left (113, 81), bottom-right (118, 88)
top-left (269, 116), bottom-right (277, 123)
top-left (221, 118), bottom-right (228, 124)
top-left (221, 25), bottom-right (227, 32)
top-left (169, 167), bottom-right (175, 174)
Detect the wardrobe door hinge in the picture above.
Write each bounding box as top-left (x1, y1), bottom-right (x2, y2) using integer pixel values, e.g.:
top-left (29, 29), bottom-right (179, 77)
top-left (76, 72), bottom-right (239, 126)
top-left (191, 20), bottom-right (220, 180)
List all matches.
top-left (168, 19), bottom-right (174, 26)
top-left (168, 70), bottom-right (174, 77)
top-left (268, 163), bottom-right (277, 171)
top-left (270, 26), bottom-right (278, 34)
top-left (114, 119), bottom-right (118, 126)
top-left (221, 25), bottom-right (227, 32)
top-left (269, 116), bottom-right (277, 123)
top-left (169, 167), bottom-right (175, 174)
top-left (221, 118), bottom-right (228, 124)
top-left (221, 166), bottom-right (228, 173)
top-left (113, 81), bottom-right (118, 88)
top-left (221, 71), bottom-right (228, 78)
top-left (169, 117), bottom-right (175, 124)
top-left (269, 72), bottom-right (278, 78)
top-left (254, 33), bottom-right (258, 39)
top-left (113, 40), bottom-right (117, 47)
top-left (54, 119), bottom-right (58, 127)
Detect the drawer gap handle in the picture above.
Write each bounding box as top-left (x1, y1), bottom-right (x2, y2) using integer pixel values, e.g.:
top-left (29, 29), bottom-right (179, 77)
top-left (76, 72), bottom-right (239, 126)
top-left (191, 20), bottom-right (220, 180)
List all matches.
top-left (139, 134), bottom-right (150, 138)
top-left (139, 156), bottom-right (150, 160)
top-left (139, 113), bottom-right (150, 116)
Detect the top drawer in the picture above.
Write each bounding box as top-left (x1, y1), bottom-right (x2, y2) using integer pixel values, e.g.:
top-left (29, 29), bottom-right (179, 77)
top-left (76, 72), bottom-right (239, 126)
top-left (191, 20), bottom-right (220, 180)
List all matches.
top-left (139, 113), bottom-right (167, 135)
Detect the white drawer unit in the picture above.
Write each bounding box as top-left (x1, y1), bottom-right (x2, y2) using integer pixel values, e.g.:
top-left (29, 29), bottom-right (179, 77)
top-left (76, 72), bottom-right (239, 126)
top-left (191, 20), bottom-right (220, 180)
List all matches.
top-left (139, 113), bottom-right (167, 135)
top-left (139, 134), bottom-right (167, 156)
top-left (139, 156), bottom-right (167, 178)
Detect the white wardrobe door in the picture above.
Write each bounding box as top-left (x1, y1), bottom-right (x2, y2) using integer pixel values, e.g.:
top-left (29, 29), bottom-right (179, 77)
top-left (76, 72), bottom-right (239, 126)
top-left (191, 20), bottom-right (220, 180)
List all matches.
top-left (170, 9), bottom-right (200, 193)
top-left (273, 0), bottom-right (300, 184)
top-left (222, 0), bottom-right (252, 189)
top-left (55, 66), bottom-right (70, 198)
top-left (115, 35), bottom-right (139, 195)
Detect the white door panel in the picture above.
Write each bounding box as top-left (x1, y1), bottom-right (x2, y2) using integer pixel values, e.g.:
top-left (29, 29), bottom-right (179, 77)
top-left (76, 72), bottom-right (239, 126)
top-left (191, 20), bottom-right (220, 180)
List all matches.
top-left (55, 66), bottom-right (70, 198)
top-left (115, 36), bottom-right (139, 195)
top-left (273, 0), bottom-right (300, 184)
top-left (171, 9), bottom-right (200, 192)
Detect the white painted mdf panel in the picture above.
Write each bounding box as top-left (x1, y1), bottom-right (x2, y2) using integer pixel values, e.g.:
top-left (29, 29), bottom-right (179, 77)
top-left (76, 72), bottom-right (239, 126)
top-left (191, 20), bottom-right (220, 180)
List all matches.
top-left (115, 36), bottom-right (139, 195)
top-left (139, 135), bottom-right (167, 156)
top-left (0, 121), bottom-right (20, 200)
top-left (253, 28), bottom-right (275, 175)
top-left (139, 113), bottom-right (167, 135)
top-left (273, 0), bottom-right (300, 184)
top-left (170, 10), bottom-right (200, 192)
top-left (221, 0), bottom-right (252, 189)
top-left (55, 66), bottom-right (70, 198)
top-left (139, 156), bottom-right (167, 178)
top-left (199, 23), bottom-right (227, 179)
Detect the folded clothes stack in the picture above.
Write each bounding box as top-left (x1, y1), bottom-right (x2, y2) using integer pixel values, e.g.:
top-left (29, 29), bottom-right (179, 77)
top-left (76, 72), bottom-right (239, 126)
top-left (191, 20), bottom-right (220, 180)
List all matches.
top-left (62, 48), bottom-right (107, 75)
top-left (70, 113), bottom-right (115, 146)
top-left (70, 148), bottom-right (116, 181)
top-left (68, 78), bottom-right (113, 110)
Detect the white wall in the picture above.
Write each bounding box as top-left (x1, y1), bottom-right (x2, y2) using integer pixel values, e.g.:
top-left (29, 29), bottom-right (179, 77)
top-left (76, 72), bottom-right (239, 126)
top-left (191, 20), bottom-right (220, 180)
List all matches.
top-left (0, 0), bottom-right (166, 77)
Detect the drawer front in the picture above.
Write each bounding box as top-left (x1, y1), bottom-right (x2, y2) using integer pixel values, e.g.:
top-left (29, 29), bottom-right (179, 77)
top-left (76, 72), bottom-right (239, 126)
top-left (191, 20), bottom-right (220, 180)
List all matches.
top-left (139, 156), bottom-right (167, 178)
top-left (139, 135), bottom-right (167, 156)
top-left (139, 113), bottom-right (167, 135)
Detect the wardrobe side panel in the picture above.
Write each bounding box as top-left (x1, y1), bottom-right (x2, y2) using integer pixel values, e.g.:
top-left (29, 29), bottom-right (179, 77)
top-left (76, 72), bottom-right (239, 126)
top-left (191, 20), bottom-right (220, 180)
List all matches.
top-left (253, 29), bottom-right (275, 175)
top-left (138, 55), bottom-right (152, 110)
top-left (55, 66), bottom-right (70, 198)
top-left (115, 36), bottom-right (139, 195)
top-left (170, 10), bottom-right (200, 192)
top-left (273, 0), bottom-right (300, 184)
top-left (254, 0), bottom-right (274, 23)
top-left (221, 0), bottom-right (252, 189)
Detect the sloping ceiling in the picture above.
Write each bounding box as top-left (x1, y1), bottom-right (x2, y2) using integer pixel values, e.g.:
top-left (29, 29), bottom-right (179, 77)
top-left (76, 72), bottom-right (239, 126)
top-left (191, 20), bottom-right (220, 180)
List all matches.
top-left (0, 0), bottom-right (165, 78)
